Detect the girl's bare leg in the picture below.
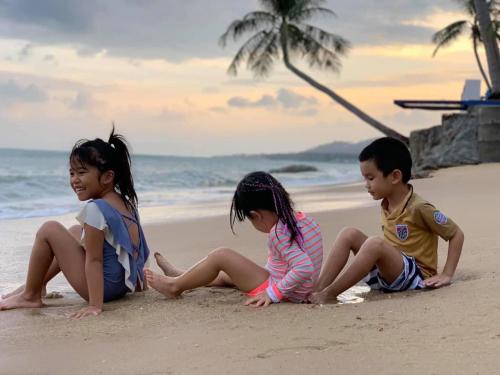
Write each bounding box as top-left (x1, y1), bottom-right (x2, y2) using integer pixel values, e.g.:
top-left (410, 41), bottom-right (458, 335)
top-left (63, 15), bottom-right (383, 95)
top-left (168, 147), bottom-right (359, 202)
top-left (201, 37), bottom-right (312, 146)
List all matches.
top-left (314, 227), bottom-right (368, 292)
top-left (154, 252), bottom-right (183, 277)
top-left (154, 252), bottom-right (234, 287)
top-left (0, 222), bottom-right (88, 310)
top-left (1, 225), bottom-right (82, 299)
top-left (145, 247), bottom-right (268, 298)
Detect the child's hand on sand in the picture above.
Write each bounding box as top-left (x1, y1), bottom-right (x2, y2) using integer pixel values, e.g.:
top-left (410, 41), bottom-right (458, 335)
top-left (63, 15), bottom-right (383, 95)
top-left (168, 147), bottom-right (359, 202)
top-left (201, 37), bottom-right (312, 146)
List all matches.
top-left (423, 273), bottom-right (452, 288)
top-left (70, 305), bottom-right (102, 319)
top-left (244, 291), bottom-right (272, 307)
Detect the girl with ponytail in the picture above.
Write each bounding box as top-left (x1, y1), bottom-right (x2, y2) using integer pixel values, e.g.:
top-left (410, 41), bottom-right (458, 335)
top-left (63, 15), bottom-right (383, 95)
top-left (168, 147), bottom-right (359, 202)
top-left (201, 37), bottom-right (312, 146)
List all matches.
top-left (0, 127), bottom-right (149, 318)
top-left (146, 171), bottom-right (323, 306)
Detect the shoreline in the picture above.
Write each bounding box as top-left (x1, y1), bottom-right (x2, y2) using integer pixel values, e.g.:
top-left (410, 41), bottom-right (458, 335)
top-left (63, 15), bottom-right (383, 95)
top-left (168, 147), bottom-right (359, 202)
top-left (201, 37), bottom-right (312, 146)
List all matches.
top-left (2, 163), bottom-right (500, 374)
top-left (0, 178), bottom-right (368, 224)
top-left (0, 178), bottom-right (371, 296)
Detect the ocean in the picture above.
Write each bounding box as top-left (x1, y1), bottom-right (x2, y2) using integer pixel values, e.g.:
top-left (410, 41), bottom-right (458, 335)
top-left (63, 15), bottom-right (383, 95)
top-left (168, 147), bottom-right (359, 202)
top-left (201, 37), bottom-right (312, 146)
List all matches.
top-left (0, 148), bottom-right (363, 220)
top-left (0, 147), bottom-right (368, 295)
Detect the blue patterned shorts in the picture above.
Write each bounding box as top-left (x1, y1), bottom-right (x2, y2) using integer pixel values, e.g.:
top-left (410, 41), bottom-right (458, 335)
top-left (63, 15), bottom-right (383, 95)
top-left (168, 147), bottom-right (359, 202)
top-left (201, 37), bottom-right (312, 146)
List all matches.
top-left (364, 252), bottom-right (425, 292)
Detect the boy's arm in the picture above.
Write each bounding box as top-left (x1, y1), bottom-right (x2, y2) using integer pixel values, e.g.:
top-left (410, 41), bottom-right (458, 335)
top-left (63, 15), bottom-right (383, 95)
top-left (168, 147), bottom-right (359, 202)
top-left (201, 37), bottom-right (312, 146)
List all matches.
top-left (424, 227), bottom-right (464, 288)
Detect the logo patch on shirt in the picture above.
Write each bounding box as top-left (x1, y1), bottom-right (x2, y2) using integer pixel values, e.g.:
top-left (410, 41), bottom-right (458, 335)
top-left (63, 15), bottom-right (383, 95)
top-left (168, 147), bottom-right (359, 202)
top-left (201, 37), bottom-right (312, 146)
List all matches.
top-left (396, 224), bottom-right (409, 241)
top-left (433, 211), bottom-right (448, 225)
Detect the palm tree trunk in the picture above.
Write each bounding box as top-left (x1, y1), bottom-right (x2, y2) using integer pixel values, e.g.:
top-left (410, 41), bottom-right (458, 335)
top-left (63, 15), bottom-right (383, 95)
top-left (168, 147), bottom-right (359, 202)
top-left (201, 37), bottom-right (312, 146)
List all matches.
top-left (473, 33), bottom-right (493, 91)
top-left (474, 0), bottom-right (500, 95)
top-left (281, 54), bottom-right (409, 145)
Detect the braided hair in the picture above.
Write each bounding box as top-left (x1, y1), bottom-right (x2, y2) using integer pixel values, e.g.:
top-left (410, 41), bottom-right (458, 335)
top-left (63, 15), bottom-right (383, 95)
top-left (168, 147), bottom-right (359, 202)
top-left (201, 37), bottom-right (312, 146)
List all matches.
top-left (230, 171), bottom-right (303, 247)
top-left (69, 125), bottom-right (138, 210)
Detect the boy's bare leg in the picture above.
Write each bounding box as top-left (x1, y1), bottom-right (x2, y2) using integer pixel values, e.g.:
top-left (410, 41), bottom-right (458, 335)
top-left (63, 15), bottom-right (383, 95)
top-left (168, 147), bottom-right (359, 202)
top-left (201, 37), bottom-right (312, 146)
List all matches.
top-left (1, 225), bottom-right (82, 300)
top-left (310, 237), bottom-right (404, 304)
top-left (154, 252), bottom-right (234, 287)
top-left (144, 247), bottom-right (268, 298)
top-left (315, 227), bottom-right (368, 292)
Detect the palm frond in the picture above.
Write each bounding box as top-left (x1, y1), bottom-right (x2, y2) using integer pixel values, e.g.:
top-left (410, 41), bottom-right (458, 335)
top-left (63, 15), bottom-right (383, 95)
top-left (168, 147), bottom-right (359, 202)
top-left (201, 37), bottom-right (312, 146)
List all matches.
top-left (247, 30), bottom-right (280, 66)
top-left (219, 12), bottom-right (276, 47)
top-left (286, 23), bottom-right (343, 72)
top-left (494, 20), bottom-right (500, 39)
top-left (226, 30), bottom-right (272, 75)
top-left (259, 0), bottom-right (327, 18)
top-left (248, 33), bottom-right (280, 77)
top-left (296, 23), bottom-right (350, 55)
top-left (432, 20), bottom-right (470, 56)
top-left (490, 0), bottom-right (499, 13)
top-left (258, 0), bottom-right (279, 14)
top-left (288, 6), bottom-right (336, 22)
top-left (454, 0), bottom-right (476, 17)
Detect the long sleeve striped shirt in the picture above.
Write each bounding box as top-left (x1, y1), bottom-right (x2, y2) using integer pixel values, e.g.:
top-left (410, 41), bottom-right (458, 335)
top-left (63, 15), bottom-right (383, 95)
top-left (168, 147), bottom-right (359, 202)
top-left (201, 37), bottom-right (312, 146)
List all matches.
top-left (265, 212), bottom-right (323, 303)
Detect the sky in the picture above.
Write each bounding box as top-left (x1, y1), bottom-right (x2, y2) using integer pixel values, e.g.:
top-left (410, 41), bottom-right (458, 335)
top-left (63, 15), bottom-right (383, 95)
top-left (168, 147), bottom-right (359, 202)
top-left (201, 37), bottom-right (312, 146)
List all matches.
top-left (0, 0), bottom-right (486, 156)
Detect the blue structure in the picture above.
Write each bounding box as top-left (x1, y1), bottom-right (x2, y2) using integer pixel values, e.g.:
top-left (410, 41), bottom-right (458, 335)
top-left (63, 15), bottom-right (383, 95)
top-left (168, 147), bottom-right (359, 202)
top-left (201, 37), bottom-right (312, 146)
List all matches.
top-left (394, 99), bottom-right (500, 111)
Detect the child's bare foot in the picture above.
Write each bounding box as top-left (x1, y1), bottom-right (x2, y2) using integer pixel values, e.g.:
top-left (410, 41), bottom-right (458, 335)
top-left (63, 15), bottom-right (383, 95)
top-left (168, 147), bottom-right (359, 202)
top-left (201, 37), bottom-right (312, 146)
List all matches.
top-left (309, 289), bottom-right (333, 305)
top-left (0, 293), bottom-right (43, 310)
top-left (2, 285), bottom-right (47, 300)
top-left (1, 285), bottom-right (24, 300)
top-left (144, 268), bottom-right (180, 298)
top-left (154, 252), bottom-right (183, 277)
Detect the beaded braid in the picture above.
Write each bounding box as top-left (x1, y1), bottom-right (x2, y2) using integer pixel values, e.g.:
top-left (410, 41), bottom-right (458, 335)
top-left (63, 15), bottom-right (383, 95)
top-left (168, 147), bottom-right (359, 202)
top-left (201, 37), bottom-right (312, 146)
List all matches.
top-left (230, 171), bottom-right (303, 248)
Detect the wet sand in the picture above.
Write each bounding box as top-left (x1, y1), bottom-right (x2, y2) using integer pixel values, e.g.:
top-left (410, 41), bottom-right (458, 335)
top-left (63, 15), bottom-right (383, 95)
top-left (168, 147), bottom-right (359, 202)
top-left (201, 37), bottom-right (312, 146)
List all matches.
top-left (1, 163), bottom-right (500, 374)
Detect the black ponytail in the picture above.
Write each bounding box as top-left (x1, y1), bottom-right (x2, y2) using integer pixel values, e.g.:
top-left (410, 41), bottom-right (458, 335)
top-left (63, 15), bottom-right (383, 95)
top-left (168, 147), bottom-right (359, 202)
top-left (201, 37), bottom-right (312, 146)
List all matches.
top-left (69, 125), bottom-right (138, 210)
top-left (230, 171), bottom-right (303, 247)
top-left (107, 126), bottom-right (137, 210)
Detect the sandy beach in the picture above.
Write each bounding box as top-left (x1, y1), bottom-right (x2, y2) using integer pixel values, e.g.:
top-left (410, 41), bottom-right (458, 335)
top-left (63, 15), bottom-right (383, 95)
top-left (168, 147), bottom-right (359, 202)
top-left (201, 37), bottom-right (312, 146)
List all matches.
top-left (1, 163), bottom-right (500, 375)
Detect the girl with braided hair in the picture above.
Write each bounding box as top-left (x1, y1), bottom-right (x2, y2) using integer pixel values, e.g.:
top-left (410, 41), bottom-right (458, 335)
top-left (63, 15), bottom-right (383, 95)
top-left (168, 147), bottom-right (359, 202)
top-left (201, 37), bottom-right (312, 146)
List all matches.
top-left (146, 171), bottom-right (323, 307)
top-left (0, 127), bottom-right (150, 318)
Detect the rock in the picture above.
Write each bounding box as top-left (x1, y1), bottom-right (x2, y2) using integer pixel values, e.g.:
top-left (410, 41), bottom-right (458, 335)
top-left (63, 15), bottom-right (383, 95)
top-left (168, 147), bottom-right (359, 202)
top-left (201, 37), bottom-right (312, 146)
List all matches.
top-left (269, 165), bottom-right (318, 173)
top-left (409, 106), bottom-right (500, 175)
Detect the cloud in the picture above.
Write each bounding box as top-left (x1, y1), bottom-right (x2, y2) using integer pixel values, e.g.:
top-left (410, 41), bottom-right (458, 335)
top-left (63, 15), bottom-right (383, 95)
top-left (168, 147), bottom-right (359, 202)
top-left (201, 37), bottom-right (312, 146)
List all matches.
top-left (227, 89), bottom-right (318, 115)
top-left (202, 86), bottom-right (220, 94)
top-left (0, 0), bottom-right (96, 33)
top-left (276, 88), bottom-right (317, 108)
top-left (325, 0), bottom-right (461, 47)
top-left (0, 0), bottom-right (257, 61)
top-left (298, 109), bottom-right (319, 117)
top-left (70, 90), bottom-right (95, 109)
top-left (17, 42), bottom-right (34, 61)
top-left (228, 94), bottom-right (276, 108)
top-left (0, 79), bottom-right (47, 104)
top-left (209, 106), bottom-right (226, 114)
top-left (43, 54), bottom-right (57, 64)
top-left (0, 1), bottom-right (462, 62)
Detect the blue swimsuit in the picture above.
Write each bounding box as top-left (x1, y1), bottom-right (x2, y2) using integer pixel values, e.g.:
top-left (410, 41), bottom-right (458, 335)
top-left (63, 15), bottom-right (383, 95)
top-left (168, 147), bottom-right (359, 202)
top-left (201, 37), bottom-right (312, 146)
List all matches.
top-left (77, 199), bottom-right (150, 302)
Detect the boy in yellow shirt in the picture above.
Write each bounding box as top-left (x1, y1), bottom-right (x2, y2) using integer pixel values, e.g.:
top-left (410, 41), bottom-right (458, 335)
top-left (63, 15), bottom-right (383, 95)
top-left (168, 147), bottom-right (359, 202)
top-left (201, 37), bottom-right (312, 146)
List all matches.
top-left (310, 137), bottom-right (464, 303)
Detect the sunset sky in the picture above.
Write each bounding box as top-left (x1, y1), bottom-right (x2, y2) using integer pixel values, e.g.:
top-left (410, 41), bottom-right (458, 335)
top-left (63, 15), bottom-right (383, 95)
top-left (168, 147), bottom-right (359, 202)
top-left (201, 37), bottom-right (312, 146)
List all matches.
top-left (0, 0), bottom-right (485, 156)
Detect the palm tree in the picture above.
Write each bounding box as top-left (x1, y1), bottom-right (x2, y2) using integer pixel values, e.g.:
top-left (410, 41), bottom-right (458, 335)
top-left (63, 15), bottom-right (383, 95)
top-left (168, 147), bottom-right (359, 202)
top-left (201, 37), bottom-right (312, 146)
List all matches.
top-left (473, 0), bottom-right (500, 96)
top-left (433, 0), bottom-right (500, 95)
top-left (219, 0), bottom-right (408, 144)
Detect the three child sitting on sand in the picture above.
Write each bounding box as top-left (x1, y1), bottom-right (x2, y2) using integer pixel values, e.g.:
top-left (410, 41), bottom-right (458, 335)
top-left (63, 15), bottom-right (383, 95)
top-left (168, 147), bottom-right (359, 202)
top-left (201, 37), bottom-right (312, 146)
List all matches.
top-left (0, 135), bottom-right (464, 315)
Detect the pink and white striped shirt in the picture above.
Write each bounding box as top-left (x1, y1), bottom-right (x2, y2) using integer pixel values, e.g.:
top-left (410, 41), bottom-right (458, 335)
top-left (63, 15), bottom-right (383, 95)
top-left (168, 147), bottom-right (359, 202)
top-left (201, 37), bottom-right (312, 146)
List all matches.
top-left (265, 212), bottom-right (323, 303)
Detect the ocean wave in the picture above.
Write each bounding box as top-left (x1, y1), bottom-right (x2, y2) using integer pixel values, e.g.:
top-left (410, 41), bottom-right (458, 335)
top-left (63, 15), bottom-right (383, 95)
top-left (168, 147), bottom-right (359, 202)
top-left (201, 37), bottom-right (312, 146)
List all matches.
top-left (0, 149), bottom-right (361, 220)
